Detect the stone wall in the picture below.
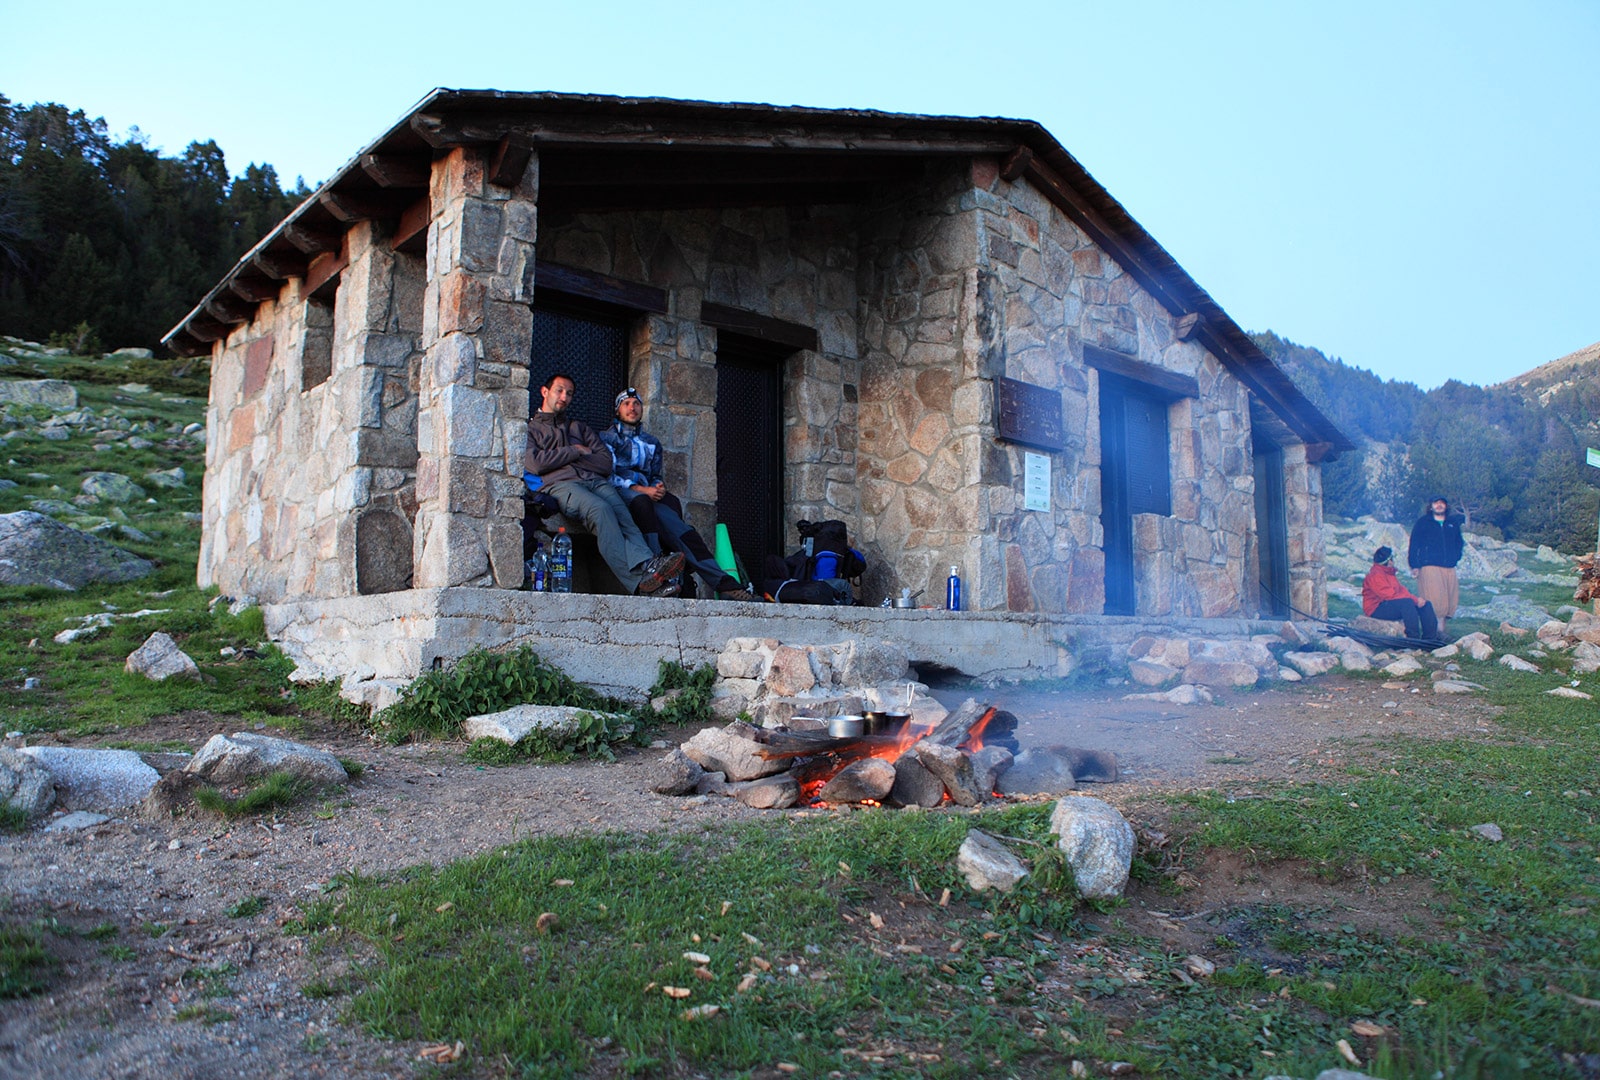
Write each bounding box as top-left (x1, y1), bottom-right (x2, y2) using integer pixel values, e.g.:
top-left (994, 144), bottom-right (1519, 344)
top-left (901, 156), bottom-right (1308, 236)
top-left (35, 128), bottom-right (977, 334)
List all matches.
top-left (1284, 443), bottom-right (1327, 617)
top-left (536, 205), bottom-right (862, 542)
top-left (199, 222), bottom-right (425, 603)
top-left (412, 147), bottom-right (539, 591)
top-left (853, 156), bottom-right (1285, 618)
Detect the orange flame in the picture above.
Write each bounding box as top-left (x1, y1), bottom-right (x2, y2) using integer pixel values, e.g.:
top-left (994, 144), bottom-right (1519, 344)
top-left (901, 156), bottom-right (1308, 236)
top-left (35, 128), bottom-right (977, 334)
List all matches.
top-left (800, 706), bottom-right (1000, 806)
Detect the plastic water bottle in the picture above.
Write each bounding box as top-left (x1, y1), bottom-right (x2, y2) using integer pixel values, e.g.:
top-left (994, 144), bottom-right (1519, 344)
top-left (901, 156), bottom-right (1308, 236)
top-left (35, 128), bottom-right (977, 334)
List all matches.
top-left (945, 565), bottom-right (962, 611)
top-left (550, 528), bottom-right (574, 593)
top-left (526, 548), bottom-right (549, 592)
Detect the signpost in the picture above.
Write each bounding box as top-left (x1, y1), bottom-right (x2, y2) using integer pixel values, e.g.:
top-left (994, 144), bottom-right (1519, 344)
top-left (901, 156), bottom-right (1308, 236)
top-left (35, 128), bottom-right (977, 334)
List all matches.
top-left (1589, 448), bottom-right (1600, 556)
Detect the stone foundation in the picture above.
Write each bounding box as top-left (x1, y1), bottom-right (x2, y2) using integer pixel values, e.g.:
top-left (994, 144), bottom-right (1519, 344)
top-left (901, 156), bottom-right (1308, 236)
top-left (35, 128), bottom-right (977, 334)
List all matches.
top-left (264, 587), bottom-right (1297, 707)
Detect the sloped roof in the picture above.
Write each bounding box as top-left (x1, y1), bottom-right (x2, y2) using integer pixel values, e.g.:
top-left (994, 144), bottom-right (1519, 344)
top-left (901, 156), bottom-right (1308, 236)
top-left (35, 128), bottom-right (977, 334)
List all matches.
top-left (164, 89), bottom-right (1350, 453)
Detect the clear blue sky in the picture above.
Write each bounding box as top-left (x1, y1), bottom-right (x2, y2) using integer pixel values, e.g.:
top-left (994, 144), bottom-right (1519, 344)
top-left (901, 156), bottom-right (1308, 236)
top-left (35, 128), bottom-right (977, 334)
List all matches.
top-left (8, 0), bottom-right (1596, 389)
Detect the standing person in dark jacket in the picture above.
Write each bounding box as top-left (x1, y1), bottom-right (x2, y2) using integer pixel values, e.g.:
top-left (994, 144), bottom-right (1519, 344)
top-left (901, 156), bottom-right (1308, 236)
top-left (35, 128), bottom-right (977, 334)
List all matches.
top-left (1408, 495), bottom-right (1465, 639)
top-left (600, 387), bottom-right (757, 602)
top-left (523, 373), bottom-right (684, 596)
top-left (1364, 546), bottom-right (1439, 641)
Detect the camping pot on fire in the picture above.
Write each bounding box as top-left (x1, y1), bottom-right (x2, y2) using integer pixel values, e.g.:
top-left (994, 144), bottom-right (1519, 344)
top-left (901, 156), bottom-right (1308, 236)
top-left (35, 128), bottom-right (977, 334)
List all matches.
top-left (828, 714), bottom-right (865, 738)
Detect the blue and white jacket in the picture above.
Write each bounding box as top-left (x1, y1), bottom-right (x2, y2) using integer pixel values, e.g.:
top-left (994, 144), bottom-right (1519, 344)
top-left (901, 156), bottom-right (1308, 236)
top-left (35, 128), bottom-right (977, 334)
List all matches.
top-left (599, 420), bottom-right (664, 492)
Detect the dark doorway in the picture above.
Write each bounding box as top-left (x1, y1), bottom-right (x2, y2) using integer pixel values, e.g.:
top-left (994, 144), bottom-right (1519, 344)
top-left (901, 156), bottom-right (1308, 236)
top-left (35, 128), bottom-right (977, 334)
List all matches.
top-left (529, 294), bottom-right (631, 432)
top-left (1099, 373), bottom-right (1171, 615)
top-left (1253, 433), bottom-right (1291, 616)
top-left (715, 334), bottom-right (786, 579)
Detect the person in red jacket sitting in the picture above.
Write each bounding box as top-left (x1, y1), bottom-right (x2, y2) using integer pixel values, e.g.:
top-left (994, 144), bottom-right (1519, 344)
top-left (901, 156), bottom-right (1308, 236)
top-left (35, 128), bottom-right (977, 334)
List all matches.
top-left (1362, 546), bottom-right (1439, 641)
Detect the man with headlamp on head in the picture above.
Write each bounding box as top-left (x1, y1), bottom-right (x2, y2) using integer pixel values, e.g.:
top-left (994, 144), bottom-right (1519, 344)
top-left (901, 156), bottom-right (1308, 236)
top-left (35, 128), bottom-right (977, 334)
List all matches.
top-left (601, 387), bottom-right (758, 602)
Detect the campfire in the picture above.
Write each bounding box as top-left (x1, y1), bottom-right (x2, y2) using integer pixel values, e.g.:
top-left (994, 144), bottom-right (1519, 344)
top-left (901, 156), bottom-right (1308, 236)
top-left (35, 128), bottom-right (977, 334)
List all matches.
top-left (656, 698), bottom-right (1022, 811)
top-left (651, 637), bottom-right (1107, 811)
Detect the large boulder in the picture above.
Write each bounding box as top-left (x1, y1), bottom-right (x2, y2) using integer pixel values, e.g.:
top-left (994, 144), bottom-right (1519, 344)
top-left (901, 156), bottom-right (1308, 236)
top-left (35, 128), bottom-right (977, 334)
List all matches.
top-left (1049, 796), bottom-right (1136, 899)
top-left (0, 380), bottom-right (77, 407)
top-left (0, 747), bottom-right (56, 820)
top-left (0, 511), bottom-right (153, 589)
top-left (681, 722), bottom-right (788, 782)
top-left (125, 632), bottom-right (200, 681)
top-left (185, 732), bottom-right (349, 786)
top-left (462, 704), bottom-right (631, 745)
top-left (995, 747), bottom-right (1078, 796)
top-left (80, 472), bottom-right (145, 503)
top-left (818, 758), bottom-right (896, 804)
top-left (16, 746), bottom-right (158, 810)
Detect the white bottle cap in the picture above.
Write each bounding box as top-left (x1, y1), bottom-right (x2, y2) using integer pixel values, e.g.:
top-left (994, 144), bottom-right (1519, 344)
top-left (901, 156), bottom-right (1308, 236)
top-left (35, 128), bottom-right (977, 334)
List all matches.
top-left (950, 565), bottom-right (958, 575)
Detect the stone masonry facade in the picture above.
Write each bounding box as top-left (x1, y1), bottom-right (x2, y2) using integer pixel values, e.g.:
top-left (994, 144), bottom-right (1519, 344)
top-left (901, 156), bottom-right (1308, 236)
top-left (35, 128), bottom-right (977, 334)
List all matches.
top-left (200, 145), bottom-right (1327, 622)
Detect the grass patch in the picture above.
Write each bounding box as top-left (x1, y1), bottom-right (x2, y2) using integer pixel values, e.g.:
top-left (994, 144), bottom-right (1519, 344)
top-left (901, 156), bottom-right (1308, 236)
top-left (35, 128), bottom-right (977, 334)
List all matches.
top-left (1155, 659), bottom-right (1600, 1077)
top-left (0, 926), bottom-right (55, 998)
top-left (300, 804), bottom-right (1102, 1078)
top-left (173, 1004), bottom-right (234, 1024)
top-left (193, 772), bottom-right (312, 817)
top-left (0, 804), bottom-right (27, 833)
top-left (224, 896), bottom-right (268, 919)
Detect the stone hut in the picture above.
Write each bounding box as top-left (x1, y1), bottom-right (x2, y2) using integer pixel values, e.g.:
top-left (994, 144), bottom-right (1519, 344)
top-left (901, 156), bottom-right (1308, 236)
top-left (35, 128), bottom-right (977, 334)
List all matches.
top-left (165, 90), bottom-right (1349, 698)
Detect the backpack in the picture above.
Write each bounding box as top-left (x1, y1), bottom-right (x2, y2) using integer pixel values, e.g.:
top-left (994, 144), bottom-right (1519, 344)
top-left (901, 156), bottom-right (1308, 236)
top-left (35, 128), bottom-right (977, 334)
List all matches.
top-left (795, 520), bottom-right (866, 581)
top-left (760, 521), bottom-right (866, 604)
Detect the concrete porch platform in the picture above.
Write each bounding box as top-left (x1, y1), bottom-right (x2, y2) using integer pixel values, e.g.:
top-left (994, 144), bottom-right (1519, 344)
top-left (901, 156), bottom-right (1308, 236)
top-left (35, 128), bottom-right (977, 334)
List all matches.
top-left (264, 588), bottom-right (1301, 708)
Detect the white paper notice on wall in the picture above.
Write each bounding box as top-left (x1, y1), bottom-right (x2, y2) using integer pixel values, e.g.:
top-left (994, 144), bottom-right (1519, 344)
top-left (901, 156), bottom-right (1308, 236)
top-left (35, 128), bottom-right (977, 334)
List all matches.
top-left (1023, 451), bottom-right (1051, 512)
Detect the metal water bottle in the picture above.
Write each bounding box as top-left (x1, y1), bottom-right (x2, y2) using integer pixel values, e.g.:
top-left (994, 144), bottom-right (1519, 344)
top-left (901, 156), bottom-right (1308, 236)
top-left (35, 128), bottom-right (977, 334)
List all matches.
top-left (550, 528), bottom-right (574, 593)
top-left (945, 565), bottom-right (961, 611)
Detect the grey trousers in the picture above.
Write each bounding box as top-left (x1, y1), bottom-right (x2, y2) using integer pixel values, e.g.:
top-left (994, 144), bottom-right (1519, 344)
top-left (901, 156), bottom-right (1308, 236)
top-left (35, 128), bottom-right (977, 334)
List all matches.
top-left (542, 478), bottom-right (653, 592)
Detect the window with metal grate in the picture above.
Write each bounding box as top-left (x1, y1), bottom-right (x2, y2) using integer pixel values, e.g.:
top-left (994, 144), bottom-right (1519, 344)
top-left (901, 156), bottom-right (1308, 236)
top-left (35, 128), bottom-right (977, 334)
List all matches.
top-left (529, 296), bottom-right (630, 430)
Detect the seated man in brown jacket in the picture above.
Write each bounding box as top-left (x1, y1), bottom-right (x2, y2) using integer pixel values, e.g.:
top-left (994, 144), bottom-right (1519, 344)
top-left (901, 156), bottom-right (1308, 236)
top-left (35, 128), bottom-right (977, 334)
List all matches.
top-left (524, 372), bottom-right (683, 595)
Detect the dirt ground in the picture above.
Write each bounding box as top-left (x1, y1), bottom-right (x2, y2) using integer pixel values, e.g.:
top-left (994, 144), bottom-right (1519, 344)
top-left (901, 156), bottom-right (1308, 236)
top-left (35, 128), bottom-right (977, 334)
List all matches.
top-left (0, 674), bottom-right (1503, 1079)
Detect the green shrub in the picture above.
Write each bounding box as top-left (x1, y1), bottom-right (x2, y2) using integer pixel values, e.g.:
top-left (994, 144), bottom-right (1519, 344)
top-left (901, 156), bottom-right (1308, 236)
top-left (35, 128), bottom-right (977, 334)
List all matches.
top-left (194, 772), bottom-right (312, 817)
top-left (376, 646), bottom-right (624, 744)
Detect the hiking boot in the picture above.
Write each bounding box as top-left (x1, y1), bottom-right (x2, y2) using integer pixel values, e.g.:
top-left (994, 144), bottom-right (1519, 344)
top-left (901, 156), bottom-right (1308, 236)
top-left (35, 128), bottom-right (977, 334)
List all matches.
top-left (717, 586), bottom-right (760, 602)
top-left (635, 552), bottom-right (686, 595)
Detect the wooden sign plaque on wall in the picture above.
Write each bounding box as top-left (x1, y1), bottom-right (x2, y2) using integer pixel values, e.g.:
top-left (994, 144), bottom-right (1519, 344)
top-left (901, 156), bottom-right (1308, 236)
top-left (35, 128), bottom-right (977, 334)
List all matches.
top-left (995, 376), bottom-right (1066, 452)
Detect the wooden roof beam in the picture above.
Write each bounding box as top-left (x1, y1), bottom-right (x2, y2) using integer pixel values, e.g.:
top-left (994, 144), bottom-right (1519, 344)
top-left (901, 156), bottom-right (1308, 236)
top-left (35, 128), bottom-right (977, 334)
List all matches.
top-left (319, 189), bottom-right (414, 223)
top-left (185, 317), bottom-right (231, 343)
top-left (488, 136), bottom-right (533, 188)
top-left (392, 195), bottom-right (430, 254)
top-left (204, 296), bottom-right (253, 326)
top-left (228, 276), bottom-right (281, 303)
top-left (251, 249), bottom-right (307, 281)
top-left (360, 153), bottom-right (431, 189)
top-left (410, 110), bottom-right (1015, 156)
top-left (283, 221), bottom-right (343, 255)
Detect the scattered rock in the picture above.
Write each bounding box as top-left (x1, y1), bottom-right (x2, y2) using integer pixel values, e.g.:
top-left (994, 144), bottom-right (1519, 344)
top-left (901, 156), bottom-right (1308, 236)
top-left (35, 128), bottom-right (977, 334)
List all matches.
top-left (0, 747), bottom-right (56, 820)
top-left (17, 746), bottom-right (158, 810)
top-left (969, 745), bottom-right (1015, 796)
top-left (185, 732), bottom-right (349, 787)
top-left (462, 704), bottom-right (614, 745)
top-left (1277, 666), bottom-right (1303, 682)
top-left (817, 758), bottom-right (896, 804)
top-left (681, 722), bottom-right (789, 782)
top-left (0, 380), bottom-right (77, 408)
top-left (889, 754), bottom-right (945, 807)
top-left (1546, 687), bottom-right (1592, 700)
top-left (1432, 680), bottom-right (1478, 695)
top-left (0, 510), bottom-right (153, 589)
top-left (1127, 659), bottom-right (1181, 687)
top-left (995, 747), bottom-right (1078, 796)
top-left (1049, 796), bottom-right (1136, 899)
top-left (1498, 654), bottom-right (1540, 673)
top-left (649, 748), bottom-right (705, 795)
top-left (125, 632), bottom-right (200, 681)
top-left (143, 467), bottom-right (187, 489)
top-left (43, 811), bottom-right (113, 832)
top-left (914, 742), bottom-right (983, 806)
top-left (956, 830), bottom-right (1029, 893)
top-left (1431, 643), bottom-right (1460, 658)
top-left (1457, 633), bottom-right (1495, 662)
top-left (1382, 656), bottom-right (1424, 677)
top-left (1283, 651), bottom-right (1340, 677)
top-left (80, 472), bottom-right (145, 502)
top-left (731, 773), bottom-right (799, 810)
top-left (1469, 823), bottom-right (1503, 842)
